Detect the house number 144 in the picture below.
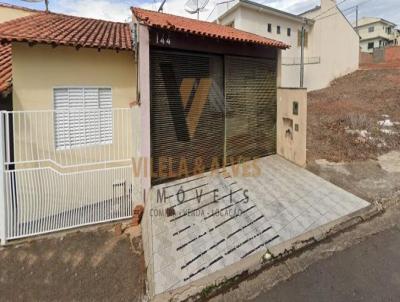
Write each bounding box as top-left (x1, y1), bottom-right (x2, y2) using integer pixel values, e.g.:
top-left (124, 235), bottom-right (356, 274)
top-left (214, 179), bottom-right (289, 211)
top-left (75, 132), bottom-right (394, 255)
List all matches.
top-left (155, 33), bottom-right (171, 46)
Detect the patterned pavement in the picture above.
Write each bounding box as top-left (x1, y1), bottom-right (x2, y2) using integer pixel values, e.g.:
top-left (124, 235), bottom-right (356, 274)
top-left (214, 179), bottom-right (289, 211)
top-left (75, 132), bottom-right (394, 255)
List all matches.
top-left (149, 156), bottom-right (370, 294)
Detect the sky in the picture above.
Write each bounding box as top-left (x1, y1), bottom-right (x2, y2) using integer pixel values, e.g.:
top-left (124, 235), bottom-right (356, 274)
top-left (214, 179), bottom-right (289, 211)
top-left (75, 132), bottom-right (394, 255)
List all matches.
top-left (1, 0), bottom-right (399, 25)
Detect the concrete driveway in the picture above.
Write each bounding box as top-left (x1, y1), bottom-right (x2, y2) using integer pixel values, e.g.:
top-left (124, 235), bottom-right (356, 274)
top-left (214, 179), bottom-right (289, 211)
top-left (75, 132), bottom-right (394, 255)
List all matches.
top-left (147, 155), bottom-right (370, 295)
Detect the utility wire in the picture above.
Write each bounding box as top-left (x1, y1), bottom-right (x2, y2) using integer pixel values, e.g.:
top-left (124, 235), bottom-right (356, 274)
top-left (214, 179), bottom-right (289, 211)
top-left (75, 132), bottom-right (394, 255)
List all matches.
top-left (311, 0), bottom-right (349, 20)
top-left (313, 0), bottom-right (374, 21)
top-left (206, 0), bottom-right (236, 20)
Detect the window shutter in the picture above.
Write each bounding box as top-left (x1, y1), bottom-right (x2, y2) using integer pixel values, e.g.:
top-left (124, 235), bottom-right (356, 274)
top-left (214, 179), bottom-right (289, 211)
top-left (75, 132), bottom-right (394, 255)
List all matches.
top-left (99, 88), bottom-right (112, 144)
top-left (54, 88), bottom-right (70, 149)
top-left (304, 31), bottom-right (309, 47)
top-left (69, 88), bottom-right (85, 146)
top-left (84, 88), bottom-right (101, 145)
top-left (297, 30), bottom-right (308, 48)
top-left (54, 87), bottom-right (112, 149)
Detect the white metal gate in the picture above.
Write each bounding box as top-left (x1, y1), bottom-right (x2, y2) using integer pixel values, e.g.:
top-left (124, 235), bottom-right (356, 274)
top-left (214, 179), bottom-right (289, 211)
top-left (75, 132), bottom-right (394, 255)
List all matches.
top-left (0, 108), bottom-right (140, 243)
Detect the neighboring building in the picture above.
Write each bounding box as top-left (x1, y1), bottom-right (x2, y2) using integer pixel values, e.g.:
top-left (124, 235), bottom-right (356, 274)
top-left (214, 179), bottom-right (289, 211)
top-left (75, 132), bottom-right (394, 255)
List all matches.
top-left (215, 0), bottom-right (360, 91)
top-left (0, 3), bottom-right (38, 109)
top-left (397, 29), bottom-right (400, 45)
top-left (0, 2), bottom-right (37, 23)
top-left (0, 11), bottom-right (138, 240)
top-left (354, 17), bottom-right (398, 53)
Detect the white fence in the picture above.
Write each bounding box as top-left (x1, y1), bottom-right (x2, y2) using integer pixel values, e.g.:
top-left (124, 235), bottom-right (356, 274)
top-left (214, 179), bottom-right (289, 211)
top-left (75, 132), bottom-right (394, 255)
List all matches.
top-left (0, 108), bottom-right (141, 243)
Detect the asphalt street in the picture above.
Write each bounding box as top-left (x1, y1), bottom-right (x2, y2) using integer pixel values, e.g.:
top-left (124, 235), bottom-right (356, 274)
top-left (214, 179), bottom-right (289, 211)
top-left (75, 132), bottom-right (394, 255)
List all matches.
top-left (252, 227), bottom-right (400, 302)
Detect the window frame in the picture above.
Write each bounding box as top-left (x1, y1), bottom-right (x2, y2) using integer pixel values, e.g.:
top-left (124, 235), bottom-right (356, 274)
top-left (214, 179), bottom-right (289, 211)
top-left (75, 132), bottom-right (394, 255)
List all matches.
top-left (367, 42), bottom-right (374, 49)
top-left (53, 86), bottom-right (113, 150)
top-left (225, 20), bottom-right (235, 28)
top-left (297, 30), bottom-right (308, 48)
top-left (277, 25), bottom-right (281, 34)
top-left (368, 26), bottom-right (374, 33)
top-left (267, 23), bottom-right (272, 33)
top-left (287, 28), bottom-right (291, 37)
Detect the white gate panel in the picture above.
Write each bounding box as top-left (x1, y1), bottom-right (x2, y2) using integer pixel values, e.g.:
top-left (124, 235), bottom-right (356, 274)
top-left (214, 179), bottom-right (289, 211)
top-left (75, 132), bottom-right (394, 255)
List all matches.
top-left (0, 108), bottom-right (140, 243)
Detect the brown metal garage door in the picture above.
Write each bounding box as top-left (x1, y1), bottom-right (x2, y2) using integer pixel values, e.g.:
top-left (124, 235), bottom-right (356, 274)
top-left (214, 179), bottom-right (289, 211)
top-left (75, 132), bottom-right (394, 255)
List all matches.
top-left (225, 56), bottom-right (277, 162)
top-left (150, 50), bottom-right (225, 184)
top-left (150, 50), bottom-right (277, 184)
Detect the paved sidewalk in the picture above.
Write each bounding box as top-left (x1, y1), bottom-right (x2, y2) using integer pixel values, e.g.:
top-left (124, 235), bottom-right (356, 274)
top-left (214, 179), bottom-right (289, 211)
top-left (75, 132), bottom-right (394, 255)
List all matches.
top-left (252, 226), bottom-right (400, 302)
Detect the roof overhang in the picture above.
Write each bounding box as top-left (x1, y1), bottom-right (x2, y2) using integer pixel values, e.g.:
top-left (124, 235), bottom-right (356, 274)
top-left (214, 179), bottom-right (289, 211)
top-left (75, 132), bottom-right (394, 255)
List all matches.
top-left (0, 43), bottom-right (12, 96)
top-left (132, 7), bottom-right (289, 50)
top-left (355, 18), bottom-right (397, 29)
top-left (360, 36), bottom-right (394, 42)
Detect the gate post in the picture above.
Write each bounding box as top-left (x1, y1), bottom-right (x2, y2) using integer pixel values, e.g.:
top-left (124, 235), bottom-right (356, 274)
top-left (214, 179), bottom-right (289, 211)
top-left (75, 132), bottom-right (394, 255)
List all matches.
top-left (0, 112), bottom-right (7, 245)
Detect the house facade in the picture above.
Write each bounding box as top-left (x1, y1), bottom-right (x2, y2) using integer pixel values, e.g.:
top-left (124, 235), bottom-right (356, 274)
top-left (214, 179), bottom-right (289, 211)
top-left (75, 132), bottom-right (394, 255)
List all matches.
top-left (0, 7), bottom-right (373, 300)
top-left (0, 11), bottom-right (139, 241)
top-left (354, 17), bottom-right (399, 53)
top-left (215, 0), bottom-right (360, 91)
top-left (0, 6), bottom-right (307, 247)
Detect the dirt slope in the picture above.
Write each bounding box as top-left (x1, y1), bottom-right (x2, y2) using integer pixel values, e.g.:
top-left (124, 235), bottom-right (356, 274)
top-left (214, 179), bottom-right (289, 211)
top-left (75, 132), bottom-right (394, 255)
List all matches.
top-left (307, 69), bottom-right (400, 162)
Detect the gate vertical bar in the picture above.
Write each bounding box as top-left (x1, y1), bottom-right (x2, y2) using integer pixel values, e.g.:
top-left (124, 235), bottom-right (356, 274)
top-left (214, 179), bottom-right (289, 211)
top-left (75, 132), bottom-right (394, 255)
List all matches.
top-left (0, 112), bottom-right (8, 245)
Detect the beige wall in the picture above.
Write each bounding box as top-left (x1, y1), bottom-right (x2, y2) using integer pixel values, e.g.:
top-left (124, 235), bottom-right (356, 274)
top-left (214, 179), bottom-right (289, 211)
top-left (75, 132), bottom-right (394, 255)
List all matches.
top-left (12, 43), bottom-right (136, 110)
top-left (0, 6), bottom-right (35, 23)
top-left (10, 43), bottom-right (141, 221)
top-left (12, 42), bottom-right (137, 161)
top-left (12, 42), bottom-right (137, 167)
top-left (277, 88), bottom-right (307, 167)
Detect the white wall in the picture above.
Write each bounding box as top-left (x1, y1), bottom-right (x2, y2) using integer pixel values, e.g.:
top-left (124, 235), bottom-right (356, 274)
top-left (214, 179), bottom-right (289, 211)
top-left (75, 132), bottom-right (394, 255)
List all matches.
top-left (223, 6), bottom-right (307, 88)
top-left (357, 20), bottom-right (397, 53)
top-left (360, 39), bottom-right (380, 53)
top-left (357, 19), bottom-right (396, 41)
top-left (302, 0), bottom-right (360, 90)
top-left (218, 0), bottom-right (360, 91)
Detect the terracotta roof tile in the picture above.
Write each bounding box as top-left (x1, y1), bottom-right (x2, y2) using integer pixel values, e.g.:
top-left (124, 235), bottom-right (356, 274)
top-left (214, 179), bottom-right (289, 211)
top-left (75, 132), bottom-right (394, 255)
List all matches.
top-left (132, 7), bottom-right (289, 49)
top-left (0, 43), bottom-right (11, 93)
top-left (0, 12), bottom-right (132, 51)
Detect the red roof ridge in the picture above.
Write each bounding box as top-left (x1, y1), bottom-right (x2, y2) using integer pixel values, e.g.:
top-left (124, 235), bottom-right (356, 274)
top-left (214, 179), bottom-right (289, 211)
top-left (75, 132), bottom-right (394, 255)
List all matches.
top-left (131, 7), bottom-right (289, 49)
top-left (0, 10), bottom-right (129, 28)
top-left (0, 11), bottom-right (132, 51)
top-left (132, 7), bottom-right (225, 27)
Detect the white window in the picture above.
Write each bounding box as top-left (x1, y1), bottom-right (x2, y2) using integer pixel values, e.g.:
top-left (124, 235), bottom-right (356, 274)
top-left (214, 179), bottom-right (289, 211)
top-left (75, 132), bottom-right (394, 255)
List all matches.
top-left (368, 26), bottom-right (374, 33)
top-left (54, 87), bottom-right (112, 149)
